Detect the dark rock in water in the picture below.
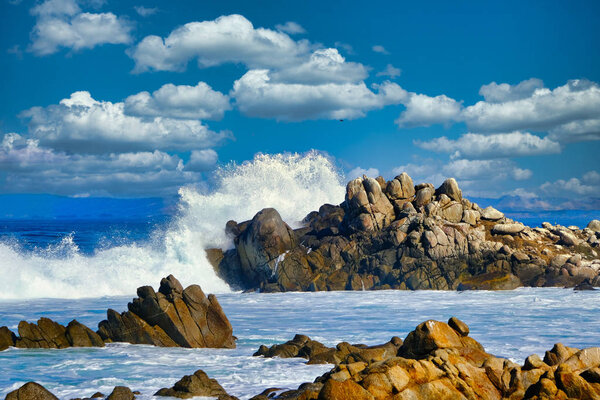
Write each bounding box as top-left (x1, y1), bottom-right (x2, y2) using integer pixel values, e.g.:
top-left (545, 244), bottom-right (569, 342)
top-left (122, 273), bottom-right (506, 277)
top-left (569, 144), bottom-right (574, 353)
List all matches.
top-left (0, 326), bottom-right (16, 351)
top-left (261, 318), bottom-right (600, 400)
top-left (66, 320), bottom-right (104, 347)
top-left (90, 392), bottom-right (105, 398)
top-left (14, 317), bottom-right (104, 349)
top-left (97, 275), bottom-right (235, 349)
top-left (155, 369), bottom-right (238, 399)
top-left (5, 382), bottom-right (59, 400)
top-left (573, 279), bottom-right (596, 290)
top-left (106, 386), bottom-right (135, 400)
top-left (237, 208), bottom-right (297, 286)
top-left (457, 272), bottom-right (522, 291)
top-left (254, 334), bottom-right (402, 365)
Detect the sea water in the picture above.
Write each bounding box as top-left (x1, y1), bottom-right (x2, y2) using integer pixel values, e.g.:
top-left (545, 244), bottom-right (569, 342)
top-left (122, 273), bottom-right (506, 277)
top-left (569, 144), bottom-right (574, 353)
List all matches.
top-left (1, 153), bottom-right (599, 398)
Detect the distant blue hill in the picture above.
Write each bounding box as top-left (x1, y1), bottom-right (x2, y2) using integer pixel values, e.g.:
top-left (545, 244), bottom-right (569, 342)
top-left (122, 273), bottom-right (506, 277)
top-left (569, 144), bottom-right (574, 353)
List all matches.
top-left (0, 194), bottom-right (177, 220)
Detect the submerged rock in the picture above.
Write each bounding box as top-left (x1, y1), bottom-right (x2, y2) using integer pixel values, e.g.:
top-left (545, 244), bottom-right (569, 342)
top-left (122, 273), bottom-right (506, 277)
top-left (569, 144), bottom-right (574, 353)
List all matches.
top-left (98, 275), bottom-right (235, 349)
top-left (155, 369), bottom-right (238, 399)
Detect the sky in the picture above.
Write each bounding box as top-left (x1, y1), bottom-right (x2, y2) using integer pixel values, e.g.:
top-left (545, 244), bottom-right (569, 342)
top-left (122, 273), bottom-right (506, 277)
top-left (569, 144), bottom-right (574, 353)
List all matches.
top-left (0, 0), bottom-right (599, 211)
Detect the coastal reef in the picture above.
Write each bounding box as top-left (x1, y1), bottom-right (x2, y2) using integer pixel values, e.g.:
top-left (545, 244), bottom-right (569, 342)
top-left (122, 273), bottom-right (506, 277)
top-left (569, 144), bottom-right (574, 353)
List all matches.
top-left (0, 275), bottom-right (235, 351)
top-left (209, 174), bottom-right (600, 292)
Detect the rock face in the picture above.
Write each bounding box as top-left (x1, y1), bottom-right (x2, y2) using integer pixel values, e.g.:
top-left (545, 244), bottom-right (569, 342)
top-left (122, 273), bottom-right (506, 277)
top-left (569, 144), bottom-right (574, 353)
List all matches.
top-left (260, 318), bottom-right (600, 400)
top-left (155, 369), bottom-right (238, 399)
top-left (0, 326), bottom-right (16, 350)
top-left (211, 173), bottom-right (600, 292)
top-left (13, 318), bottom-right (103, 349)
top-left (254, 334), bottom-right (403, 365)
top-left (97, 275), bottom-right (235, 349)
top-left (5, 382), bottom-right (59, 400)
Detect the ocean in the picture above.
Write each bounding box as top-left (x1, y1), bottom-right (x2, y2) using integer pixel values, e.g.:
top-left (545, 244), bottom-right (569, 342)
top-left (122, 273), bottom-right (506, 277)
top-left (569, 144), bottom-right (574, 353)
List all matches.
top-left (1, 153), bottom-right (599, 399)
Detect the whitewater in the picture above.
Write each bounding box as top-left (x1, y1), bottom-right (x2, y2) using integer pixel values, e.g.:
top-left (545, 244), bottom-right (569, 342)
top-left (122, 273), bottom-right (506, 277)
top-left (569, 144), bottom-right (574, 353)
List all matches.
top-left (0, 152), bottom-right (346, 299)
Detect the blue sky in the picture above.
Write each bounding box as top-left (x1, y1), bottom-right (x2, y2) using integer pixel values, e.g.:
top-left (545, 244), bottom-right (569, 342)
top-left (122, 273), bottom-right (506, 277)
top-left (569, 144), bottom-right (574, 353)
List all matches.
top-left (1, 0), bottom-right (599, 210)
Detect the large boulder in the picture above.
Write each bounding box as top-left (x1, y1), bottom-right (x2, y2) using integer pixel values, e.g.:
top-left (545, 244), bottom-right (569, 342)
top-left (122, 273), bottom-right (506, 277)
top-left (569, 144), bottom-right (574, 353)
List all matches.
top-left (343, 177), bottom-right (395, 232)
top-left (155, 369), bottom-right (238, 399)
top-left (106, 386), bottom-right (135, 400)
top-left (436, 178), bottom-right (462, 202)
top-left (5, 382), bottom-right (59, 400)
top-left (588, 220), bottom-right (600, 232)
top-left (65, 320), bottom-right (104, 347)
top-left (385, 172), bottom-right (415, 200)
top-left (98, 275), bottom-right (235, 349)
top-left (480, 206), bottom-right (504, 221)
top-left (236, 208), bottom-right (297, 285)
top-left (14, 318), bottom-right (103, 349)
top-left (491, 223), bottom-right (525, 235)
top-left (0, 326), bottom-right (16, 351)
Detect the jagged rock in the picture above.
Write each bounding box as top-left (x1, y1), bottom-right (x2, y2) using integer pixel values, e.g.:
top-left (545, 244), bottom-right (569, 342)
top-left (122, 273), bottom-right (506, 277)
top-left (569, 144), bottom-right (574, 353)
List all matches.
top-left (155, 369), bottom-right (238, 399)
top-left (344, 177), bottom-right (395, 232)
top-left (98, 275), bottom-right (235, 349)
top-left (65, 320), bottom-right (104, 347)
top-left (236, 208), bottom-right (297, 285)
top-left (448, 317), bottom-right (469, 336)
top-left (0, 326), bottom-right (16, 351)
top-left (492, 223), bottom-right (525, 235)
top-left (436, 178), bottom-right (462, 202)
top-left (481, 206), bottom-right (504, 220)
top-left (106, 386), bottom-right (135, 400)
top-left (5, 382), bottom-right (59, 400)
top-left (14, 317), bottom-right (103, 349)
top-left (588, 220), bottom-right (600, 232)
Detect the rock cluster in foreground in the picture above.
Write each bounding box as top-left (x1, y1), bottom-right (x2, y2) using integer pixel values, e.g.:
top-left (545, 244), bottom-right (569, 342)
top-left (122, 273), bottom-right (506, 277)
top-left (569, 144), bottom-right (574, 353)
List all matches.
top-left (0, 275), bottom-right (235, 351)
top-left (209, 174), bottom-right (600, 292)
top-left (250, 318), bottom-right (600, 400)
top-left (5, 383), bottom-right (137, 400)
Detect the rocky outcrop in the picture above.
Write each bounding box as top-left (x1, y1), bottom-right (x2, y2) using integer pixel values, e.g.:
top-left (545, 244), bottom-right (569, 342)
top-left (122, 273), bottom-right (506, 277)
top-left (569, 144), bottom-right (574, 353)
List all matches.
top-left (259, 318), bottom-right (600, 400)
top-left (97, 275), bottom-right (235, 349)
top-left (106, 386), bottom-right (136, 400)
top-left (155, 369), bottom-right (238, 399)
top-left (254, 334), bottom-right (403, 365)
top-left (5, 382), bottom-right (59, 400)
top-left (5, 318), bottom-right (104, 349)
top-left (211, 174), bottom-right (600, 292)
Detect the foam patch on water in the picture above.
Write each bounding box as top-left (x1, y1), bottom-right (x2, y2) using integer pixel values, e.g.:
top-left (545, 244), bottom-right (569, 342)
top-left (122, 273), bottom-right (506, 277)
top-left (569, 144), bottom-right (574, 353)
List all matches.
top-left (0, 152), bottom-right (346, 299)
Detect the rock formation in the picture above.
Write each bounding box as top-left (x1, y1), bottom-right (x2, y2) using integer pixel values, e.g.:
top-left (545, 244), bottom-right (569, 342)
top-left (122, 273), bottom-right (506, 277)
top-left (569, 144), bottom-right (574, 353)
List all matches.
top-left (210, 174), bottom-right (600, 292)
top-left (97, 275), bottom-right (236, 348)
top-left (256, 318), bottom-right (600, 400)
top-left (155, 369), bottom-right (238, 399)
top-left (4, 382), bottom-right (59, 400)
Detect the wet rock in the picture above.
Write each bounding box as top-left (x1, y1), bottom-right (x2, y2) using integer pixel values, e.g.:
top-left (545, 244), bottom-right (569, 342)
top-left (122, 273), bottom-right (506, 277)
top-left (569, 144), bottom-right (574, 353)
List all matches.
top-left (457, 272), bottom-right (521, 291)
top-left (98, 275), bottom-right (235, 349)
top-left (155, 369), bottom-right (238, 399)
top-left (106, 386), bottom-right (135, 400)
top-left (65, 320), bottom-right (104, 347)
top-left (0, 326), bottom-right (16, 351)
top-left (5, 382), bottom-right (59, 400)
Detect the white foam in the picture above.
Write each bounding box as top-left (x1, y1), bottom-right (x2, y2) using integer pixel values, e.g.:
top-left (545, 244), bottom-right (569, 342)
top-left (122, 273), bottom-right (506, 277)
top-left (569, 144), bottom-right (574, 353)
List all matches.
top-left (0, 152), bottom-right (346, 299)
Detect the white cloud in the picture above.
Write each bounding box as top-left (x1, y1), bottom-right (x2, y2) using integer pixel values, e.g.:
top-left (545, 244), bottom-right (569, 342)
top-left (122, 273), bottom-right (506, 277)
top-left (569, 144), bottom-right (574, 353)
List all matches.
top-left (478, 78), bottom-right (544, 103)
top-left (0, 133), bottom-right (202, 196)
top-left (129, 14), bottom-right (312, 72)
top-left (21, 91), bottom-right (229, 153)
top-left (134, 5), bottom-right (157, 17)
top-left (372, 45), bottom-right (389, 54)
top-left (416, 131), bottom-right (561, 159)
top-left (376, 64), bottom-right (401, 79)
top-left (29, 0), bottom-right (132, 55)
top-left (347, 167), bottom-right (380, 179)
top-left (269, 48), bottom-right (368, 84)
top-left (540, 173), bottom-right (600, 197)
top-left (124, 81), bottom-right (231, 120)
top-left (395, 93), bottom-right (462, 127)
top-left (275, 21), bottom-right (305, 34)
top-left (231, 70), bottom-right (407, 121)
top-left (548, 118), bottom-right (600, 143)
top-left (185, 149), bottom-right (219, 171)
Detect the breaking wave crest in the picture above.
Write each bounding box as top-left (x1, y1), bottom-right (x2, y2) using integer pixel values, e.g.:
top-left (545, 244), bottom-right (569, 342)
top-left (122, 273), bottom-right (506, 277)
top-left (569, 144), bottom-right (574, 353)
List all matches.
top-left (0, 152), bottom-right (346, 299)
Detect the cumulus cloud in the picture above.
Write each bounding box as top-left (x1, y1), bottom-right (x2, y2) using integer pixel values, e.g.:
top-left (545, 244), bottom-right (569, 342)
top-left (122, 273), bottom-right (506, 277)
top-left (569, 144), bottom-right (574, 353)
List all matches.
top-left (21, 91), bottom-right (230, 153)
top-left (478, 78), bottom-right (544, 103)
top-left (395, 93), bottom-right (462, 127)
top-left (232, 70), bottom-right (407, 121)
top-left (129, 14), bottom-right (312, 72)
top-left (548, 118), bottom-right (600, 143)
top-left (372, 45), bottom-right (389, 54)
top-left (185, 149), bottom-right (218, 171)
top-left (0, 133), bottom-right (202, 196)
top-left (539, 171), bottom-right (600, 197)
top-left (275, 21), bottom-right (305, 34)
top-left (347, 167), bottom-right (380, 179)
top-left (29, 0), bottom-right (132, 55)
top-left (134, 5), bottom-right (157, 17)
top-left (124, 81), bottom-right (231, 120)
top-left (376, 64), bottom-right (401, 79)
top-left (269, 48), bottom-right (368, 84)
top-left (416, 131), bottom-right (561, 159)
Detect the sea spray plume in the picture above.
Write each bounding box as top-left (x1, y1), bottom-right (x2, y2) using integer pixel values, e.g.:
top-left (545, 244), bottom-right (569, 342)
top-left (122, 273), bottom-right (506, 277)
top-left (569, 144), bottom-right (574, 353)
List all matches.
top-left (0, 151), bottom-right (346, 299)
